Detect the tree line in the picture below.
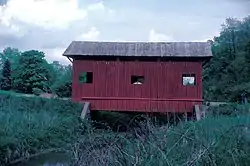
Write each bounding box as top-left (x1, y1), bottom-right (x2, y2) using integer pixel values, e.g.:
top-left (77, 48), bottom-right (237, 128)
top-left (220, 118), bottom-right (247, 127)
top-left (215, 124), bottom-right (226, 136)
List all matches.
top-left (0, 48), bottom-right (72, 97)
top-left (203, 15), bottom-right (250, 102)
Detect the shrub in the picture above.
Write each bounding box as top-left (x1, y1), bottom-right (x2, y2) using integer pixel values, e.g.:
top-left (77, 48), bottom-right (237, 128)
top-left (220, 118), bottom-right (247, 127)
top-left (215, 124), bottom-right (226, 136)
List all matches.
top-left (32, 87), bottom-right (44, 96)
top-left (207, 103), bottom-right (250, 116)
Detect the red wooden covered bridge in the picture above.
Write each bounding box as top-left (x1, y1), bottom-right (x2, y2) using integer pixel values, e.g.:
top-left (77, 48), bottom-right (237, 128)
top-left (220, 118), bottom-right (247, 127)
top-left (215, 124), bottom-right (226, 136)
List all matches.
top-left (63, 41), bottom-right (212, 113)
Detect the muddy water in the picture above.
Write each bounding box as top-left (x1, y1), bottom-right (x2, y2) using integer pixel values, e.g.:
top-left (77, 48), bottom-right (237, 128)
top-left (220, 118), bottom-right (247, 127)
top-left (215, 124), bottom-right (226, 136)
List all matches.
top-left (14, 152), bottom-right (71, 166)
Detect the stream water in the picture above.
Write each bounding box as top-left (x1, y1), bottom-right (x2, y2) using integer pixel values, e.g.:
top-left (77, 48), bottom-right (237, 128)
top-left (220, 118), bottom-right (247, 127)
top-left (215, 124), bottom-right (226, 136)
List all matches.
top-left (14, 152), bottom-right (71, 166)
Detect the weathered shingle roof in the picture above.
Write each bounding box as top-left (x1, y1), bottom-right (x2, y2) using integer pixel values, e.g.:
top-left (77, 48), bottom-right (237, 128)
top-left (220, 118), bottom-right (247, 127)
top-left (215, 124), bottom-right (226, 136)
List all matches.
top-left (63, 41), bottom-right (213, 58)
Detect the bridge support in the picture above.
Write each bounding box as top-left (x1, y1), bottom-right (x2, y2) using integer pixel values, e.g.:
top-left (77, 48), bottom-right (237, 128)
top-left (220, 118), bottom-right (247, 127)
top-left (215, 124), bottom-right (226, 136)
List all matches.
top-left (80, 102), bottom-right (91, 120)
top-left (195, 105), bottom-right (207, 121)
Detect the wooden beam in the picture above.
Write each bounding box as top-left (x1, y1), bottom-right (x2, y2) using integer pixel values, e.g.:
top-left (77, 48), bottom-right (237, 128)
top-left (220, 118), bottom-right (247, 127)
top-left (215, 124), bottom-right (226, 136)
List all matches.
top-left (67, 57), bottom-right (73, 63)
top-left (81, 102), bottom-right (90, 120)
top-left (195, 105), bottom-right (206, 121)
top-left (195, 105), bottom-right (201, 121)
top-left (81, 96), bottom-right (203, 102)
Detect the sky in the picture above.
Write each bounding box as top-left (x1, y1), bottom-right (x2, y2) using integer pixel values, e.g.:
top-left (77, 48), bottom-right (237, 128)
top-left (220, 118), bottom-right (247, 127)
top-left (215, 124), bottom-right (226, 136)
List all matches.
top-left (0, 0), bottom-right (249, 64)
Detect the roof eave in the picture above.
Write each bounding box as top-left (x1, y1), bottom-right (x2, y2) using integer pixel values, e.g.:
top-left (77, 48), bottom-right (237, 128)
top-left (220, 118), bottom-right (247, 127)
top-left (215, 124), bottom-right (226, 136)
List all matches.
top-left (62, 54), bottom-right (213, 59)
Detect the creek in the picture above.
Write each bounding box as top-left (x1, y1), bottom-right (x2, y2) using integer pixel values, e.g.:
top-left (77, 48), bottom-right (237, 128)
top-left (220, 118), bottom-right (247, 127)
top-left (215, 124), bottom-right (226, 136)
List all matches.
top-left (13, 152), bottom-right (71, 166)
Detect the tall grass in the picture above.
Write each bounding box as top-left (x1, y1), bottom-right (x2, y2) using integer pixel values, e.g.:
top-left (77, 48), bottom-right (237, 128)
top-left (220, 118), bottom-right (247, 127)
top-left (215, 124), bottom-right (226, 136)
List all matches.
top-left (69, 109), bottom-right (250, 166)
top-left (2, 90), bottom-right (250, 166)
top-left (0, 91), bottom-right (84, 165)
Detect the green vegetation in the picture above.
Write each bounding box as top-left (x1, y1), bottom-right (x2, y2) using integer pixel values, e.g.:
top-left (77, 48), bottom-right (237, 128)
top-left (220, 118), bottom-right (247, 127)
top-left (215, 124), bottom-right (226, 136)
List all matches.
top-left (11, 50), bottom-right (52, 94)
top-left (1, 15), bottom-right (250, 165)
top-left (71, 115), bottom-right (250, 166)
top-left (1, 91), bottom-right (250, 165)
top-left (203, 16), bottom-right (250, 102)
top-left (0, 91), bottom-right (84, 165)
top-left (0, 48), bottom-right (72, 97)
top-left (0, 59), bottom-right (11, 90)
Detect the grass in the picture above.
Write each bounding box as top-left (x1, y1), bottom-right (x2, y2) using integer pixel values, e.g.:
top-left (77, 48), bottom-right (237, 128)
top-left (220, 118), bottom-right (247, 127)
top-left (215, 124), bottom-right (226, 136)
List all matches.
top-left (0, 90), bottom-right (84, 165)
top-left (1, 90), bottom-right (250, 165)
top-left (69, 115), bottom-right (250, 166)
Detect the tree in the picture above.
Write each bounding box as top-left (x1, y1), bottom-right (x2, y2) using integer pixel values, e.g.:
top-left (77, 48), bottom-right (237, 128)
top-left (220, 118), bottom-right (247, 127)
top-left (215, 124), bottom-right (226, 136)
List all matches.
top-left (12, 50), bottom-right (52, 94)
top-left (0, 47), bottom-right (20, 68)
top-left (203, 16), bottom-right (250, 102)
top-left (49, 61), bottom-right (65, 86)
top-left (51, 64), bottom-right (72, 97)
top-left (0, 59), bottom-right (11, 90)
top-left (0, 47), bottom-right (20, 82)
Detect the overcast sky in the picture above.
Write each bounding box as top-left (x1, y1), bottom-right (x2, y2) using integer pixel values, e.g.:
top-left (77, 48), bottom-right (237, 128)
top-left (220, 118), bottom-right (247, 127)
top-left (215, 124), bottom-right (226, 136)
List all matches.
top-left (0, 0), bottom-right (249, 64)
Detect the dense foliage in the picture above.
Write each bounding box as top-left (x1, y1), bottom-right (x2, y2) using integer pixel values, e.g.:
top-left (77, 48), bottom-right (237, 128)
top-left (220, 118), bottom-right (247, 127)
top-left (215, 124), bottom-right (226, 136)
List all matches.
top-left (70, 115), bottom-right (250, 166)
top-left (50, 61), bottom-right (72, 97)
top-left (0, 48), bottom-right (72, 97)
top-left (0, 59), bottom-right (11, 90)
top-left (203, 16), bottom-right (250, 102)
top-left (12, 50), bottom-right (52, 93)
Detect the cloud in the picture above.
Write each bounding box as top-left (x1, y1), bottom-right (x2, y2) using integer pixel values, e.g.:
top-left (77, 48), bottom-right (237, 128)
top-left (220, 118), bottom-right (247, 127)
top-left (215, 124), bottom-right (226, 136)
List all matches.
top-left (43, 47), bottom-right (69, 65)
top-left (0, 0), bottom-right (249, 65)
top-left (0, 0), bottom-right (6, 6)
top-left (77, 27), bottom-right (100, 41)
top-left (87, 1), bottom-right (106, 12)
top-left (0, 0), bottom-right (87, 29)
top-left (148, 29), bottom-right (173, 42)
top-left (0, 0), bottom-right (113, 64)
top-left (226, 0), bottom-right (250, 11)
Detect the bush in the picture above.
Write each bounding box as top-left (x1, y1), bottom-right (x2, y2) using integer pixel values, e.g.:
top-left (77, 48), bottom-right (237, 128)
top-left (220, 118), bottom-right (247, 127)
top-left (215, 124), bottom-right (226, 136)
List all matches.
top-left (32, 87), bottom-right (44, 96)
top-left (207, 103), bottom-right (250, 116)
top-left (51, 81), bottom-right (71, 97)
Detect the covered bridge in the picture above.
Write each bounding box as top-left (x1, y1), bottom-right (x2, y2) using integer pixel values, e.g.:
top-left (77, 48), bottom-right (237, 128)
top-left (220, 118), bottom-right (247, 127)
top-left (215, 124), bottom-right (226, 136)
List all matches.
top-left (63, 41), bottom-right (212, 113)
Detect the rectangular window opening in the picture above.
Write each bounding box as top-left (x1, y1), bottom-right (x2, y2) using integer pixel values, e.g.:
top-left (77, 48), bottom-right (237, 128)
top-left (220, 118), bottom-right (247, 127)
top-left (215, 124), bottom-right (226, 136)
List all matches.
top-left (182, 74), bottom-right (195, 86)
top-left (79, 72), bottom-right (93, 83)
top-left (131, 75), bottom-right (144, 84)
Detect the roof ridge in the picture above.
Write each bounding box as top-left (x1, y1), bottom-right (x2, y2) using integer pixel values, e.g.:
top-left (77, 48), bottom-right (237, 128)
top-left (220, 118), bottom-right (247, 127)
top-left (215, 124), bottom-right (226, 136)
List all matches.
top-left (71, 40), bottom-right (210, 44)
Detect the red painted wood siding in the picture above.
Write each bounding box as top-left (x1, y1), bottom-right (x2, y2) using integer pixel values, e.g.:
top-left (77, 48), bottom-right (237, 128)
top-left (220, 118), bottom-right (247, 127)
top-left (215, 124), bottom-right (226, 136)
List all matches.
top-left (72, 59), bottom-right (203, 112)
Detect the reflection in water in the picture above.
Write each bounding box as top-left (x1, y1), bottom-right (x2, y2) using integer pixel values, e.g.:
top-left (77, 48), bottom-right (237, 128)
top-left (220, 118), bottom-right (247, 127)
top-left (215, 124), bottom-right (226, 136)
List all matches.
top-left (15, 152), bottom-right (70, 166)
top-left (39, 163), bottom-right (67, 166)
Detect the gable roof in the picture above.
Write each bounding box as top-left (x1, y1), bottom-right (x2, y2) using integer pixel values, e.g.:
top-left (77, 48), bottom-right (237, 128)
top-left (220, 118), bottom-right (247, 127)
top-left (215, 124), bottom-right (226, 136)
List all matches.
top-left (62, 41), bottom-right (213, 58)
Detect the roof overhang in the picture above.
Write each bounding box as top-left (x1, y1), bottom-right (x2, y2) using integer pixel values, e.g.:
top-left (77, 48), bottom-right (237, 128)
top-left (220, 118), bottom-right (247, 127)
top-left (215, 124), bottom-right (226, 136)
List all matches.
top-left (63, 41), bottom-right (213, 60)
